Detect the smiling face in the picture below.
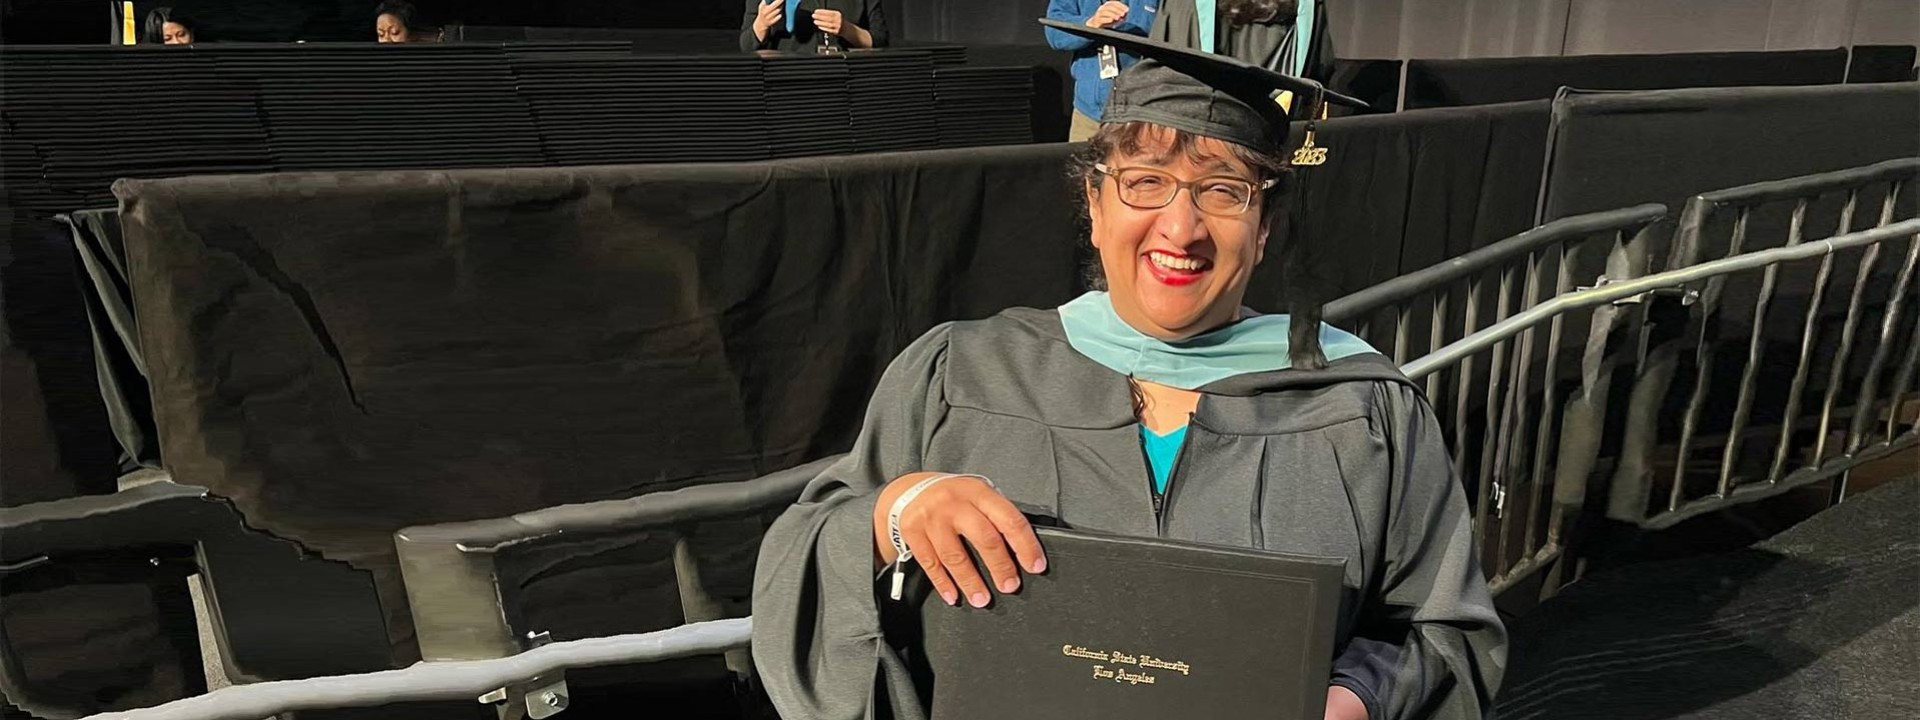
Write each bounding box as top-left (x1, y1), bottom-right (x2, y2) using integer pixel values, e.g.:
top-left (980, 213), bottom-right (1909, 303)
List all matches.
top-left (1085, 123), bottom-right (1281, 341)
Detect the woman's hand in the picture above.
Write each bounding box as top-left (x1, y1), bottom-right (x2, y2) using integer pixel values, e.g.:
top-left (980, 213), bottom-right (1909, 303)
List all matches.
top-left (811, 9), bottom-right (876, 48)
top-left (1087, 1), bottom-right (1129, 28)
top-left (1324, 685), bottom-right (1369, 720)
top-left (752, 0), bottom-right (784, 41)
top-left (873, 472), bottom-right (1047, 608)
top-left (811, 8), bottom-right (845, 36)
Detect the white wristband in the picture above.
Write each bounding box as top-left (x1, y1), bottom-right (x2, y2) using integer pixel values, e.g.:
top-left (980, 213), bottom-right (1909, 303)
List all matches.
top-left (885, 473), bottom-right (992, 600)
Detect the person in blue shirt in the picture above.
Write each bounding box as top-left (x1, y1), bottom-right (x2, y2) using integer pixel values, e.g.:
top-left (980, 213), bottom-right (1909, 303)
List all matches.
top-left (1045, 1), bottom-right (1159, 141)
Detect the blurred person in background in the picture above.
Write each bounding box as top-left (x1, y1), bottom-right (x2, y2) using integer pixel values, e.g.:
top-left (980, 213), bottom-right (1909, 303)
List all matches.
top-left (143, 7), bottom-right (198, 45)
top-left (742, 0), bottom-right (889, 52)
top-left (1153, 0), bottom-right (1335, 114)
top-left (1045, 1), bottom-right (1159, 142)
top-left (376, 1), bottom-right (442, 43)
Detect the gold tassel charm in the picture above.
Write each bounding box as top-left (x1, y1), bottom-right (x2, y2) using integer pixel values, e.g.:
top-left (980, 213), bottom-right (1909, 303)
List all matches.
top-left (1291, 87), bottom-right (1331, 167)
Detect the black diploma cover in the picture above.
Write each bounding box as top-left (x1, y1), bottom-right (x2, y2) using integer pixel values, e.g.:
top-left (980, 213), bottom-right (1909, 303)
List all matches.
top-left (909, 527), bottom-right (1345, 719)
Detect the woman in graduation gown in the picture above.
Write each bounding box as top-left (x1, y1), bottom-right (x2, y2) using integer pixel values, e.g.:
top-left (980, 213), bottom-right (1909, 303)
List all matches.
top-left (1153, 0), bottom-right (1336, 87)
top-left (741, 0), bottom-right (890, 52)
top-left (751, 22), bottom-right (1504, 720)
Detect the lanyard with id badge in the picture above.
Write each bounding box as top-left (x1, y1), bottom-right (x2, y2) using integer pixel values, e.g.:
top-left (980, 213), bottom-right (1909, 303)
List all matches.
top-left (1098, 44), bottom-right (1120, 79)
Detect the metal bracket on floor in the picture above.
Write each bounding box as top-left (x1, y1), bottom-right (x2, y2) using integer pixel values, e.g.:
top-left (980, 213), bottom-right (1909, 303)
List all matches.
top-left (477, 631), bottom-right (570, 719)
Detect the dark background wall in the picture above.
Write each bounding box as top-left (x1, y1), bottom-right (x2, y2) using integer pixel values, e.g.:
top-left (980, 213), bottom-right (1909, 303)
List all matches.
top-left (7, 0), bottom-right (1913, 52)
top-left (1, 0), bottom-right (746, 44)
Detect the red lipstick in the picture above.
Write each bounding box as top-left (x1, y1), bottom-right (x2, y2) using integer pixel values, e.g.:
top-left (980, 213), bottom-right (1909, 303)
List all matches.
top-left (1143, 249), bottom-right (1209, 287)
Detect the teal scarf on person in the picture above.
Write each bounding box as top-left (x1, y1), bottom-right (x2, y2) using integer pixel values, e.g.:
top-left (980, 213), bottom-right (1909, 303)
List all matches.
top-left (1058, 291), bottom-right (1376, 390)
top-left (1197, 0), bottom-right (1217, 54)
top-left (1196, 0), bottom-right (1316, 75)
top-left (1290, 0), bottom-right (1315, 76)
top-left (786, 0), bottom-right (802, 32)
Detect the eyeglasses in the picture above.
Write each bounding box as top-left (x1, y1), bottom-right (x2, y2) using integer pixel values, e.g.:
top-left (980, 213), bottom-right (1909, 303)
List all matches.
top-left (1093, 163), bottom-right (1277, 217)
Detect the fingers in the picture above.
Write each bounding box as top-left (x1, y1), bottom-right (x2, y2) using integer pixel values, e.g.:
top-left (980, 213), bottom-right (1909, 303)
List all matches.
top-left (926, 515), bottom-right (994, 607)
top-left (976, 497), bottom-right (1047, 574)
top-left (902, 524), bottom-right (959, 607)
top-left (953, 511), bottom-right (1023, 596)
top-left (880, 475), bottom-right (1044, 610)
top-left (811, 10), bottom-right (841, 33)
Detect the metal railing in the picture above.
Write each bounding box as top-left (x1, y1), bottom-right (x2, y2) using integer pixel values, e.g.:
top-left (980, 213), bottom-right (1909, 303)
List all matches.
top-left (1324, 204), bottom-right (1666, 595)
top-left (392, 454), bottom-right (836, 717)
top-left (1404, 216), bottom-right (1920, 595)
top-left (79, 619), bottom-right (752, 720)
top-left (1612, 158), bottom-right (1919, 527)
top-left (1326, 204), bottom-right (1667, 372)
top-left (57, 457), bottom-right (834, 720)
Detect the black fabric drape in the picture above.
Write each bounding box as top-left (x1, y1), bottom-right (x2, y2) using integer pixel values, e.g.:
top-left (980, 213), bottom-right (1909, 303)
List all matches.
top-left (1539, 82), bottom-right (1920, 298)
top-left (1847, 45), bottom-right (1919, 83)
top-left (114, 145), bottom-right (1085, 649)
top-left (1541, 83), bottom-right (1920, 231)
top-left (1328, 58), bottom-right (1404, 114)
top-left (0, 216), bottom-right (123, 507)
top-left (1245, 100), bottom-right (1553, 314)
top-left (1406, 49), bottom-right (1849, 109)
top-left (106, 104), bottom-right (1561, 638)
top-left (61, 209), bottom-right (161, 471)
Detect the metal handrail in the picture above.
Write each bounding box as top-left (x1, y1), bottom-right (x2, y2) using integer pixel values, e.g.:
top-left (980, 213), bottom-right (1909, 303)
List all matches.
top-left (397, 455), bottom-right (837, 663)
top-left (1324, 203), bottom-right (1667, 322)
top-left (1692, 157), bottom-right (1917, 212)
top-left (1404, 218), bottom-right (1920, 380)
top-left (1621, 157), bottom-right (1918, 525)
top-left (1667, 157), bottom-right (1919, 270)
top-left (79, 619), bottom-right (753, 720)
top-left (399, 455), bottom-right (836, 554)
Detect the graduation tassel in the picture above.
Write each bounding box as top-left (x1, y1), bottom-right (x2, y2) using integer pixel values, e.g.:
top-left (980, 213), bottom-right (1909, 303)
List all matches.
top-left (1285, 85), bottom-right (1331, 371)
top-left (1290, 86), bottom-right (1329, 167)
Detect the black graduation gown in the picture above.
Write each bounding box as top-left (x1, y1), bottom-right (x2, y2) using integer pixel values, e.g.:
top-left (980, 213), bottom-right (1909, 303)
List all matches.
top-left (1149, 0), bottom-right (1337, 87)
top-left (740, 0), bottom-right (890, 52)
top-left (751, 308), bottom-right (1506, 720)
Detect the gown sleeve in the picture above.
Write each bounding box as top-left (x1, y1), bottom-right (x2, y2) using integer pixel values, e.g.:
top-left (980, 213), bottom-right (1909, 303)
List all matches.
top-left (740, 0), bottom-right (775, 52)
top-left (750, 324), bottom-right (954, 720)
top-left (858, 0), bottom-right (890, 48)
top-left (1332, 382), bottom-right (1508, 720)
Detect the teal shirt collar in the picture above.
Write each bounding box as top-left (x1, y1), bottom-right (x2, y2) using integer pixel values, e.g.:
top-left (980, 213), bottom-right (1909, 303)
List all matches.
top-left (1058, 291), bottom-right (1376, 390)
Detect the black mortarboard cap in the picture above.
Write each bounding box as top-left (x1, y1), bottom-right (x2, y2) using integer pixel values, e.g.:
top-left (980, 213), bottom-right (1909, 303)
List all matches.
top-left (1037, 18), bottom-right (1367, 154)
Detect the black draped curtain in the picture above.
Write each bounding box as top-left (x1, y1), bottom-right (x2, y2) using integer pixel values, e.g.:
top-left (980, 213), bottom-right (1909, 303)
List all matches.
top-left (882, 0), bottom-right (1052, 45)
